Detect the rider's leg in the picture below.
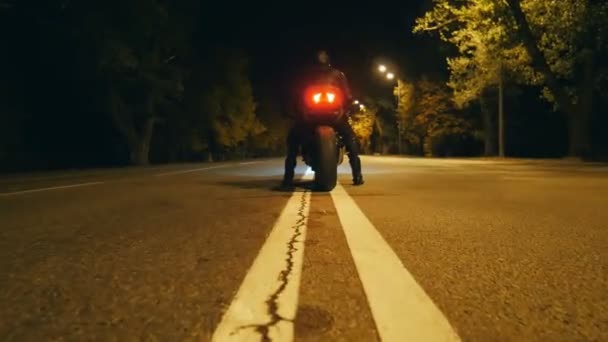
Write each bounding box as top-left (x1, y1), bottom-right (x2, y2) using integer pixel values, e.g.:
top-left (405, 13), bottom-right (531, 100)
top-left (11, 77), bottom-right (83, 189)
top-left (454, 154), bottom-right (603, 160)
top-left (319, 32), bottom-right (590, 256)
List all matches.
top-left (282, 126), bottom-right (299, 186)
top-left (335, 117), bottom-right (364, 185)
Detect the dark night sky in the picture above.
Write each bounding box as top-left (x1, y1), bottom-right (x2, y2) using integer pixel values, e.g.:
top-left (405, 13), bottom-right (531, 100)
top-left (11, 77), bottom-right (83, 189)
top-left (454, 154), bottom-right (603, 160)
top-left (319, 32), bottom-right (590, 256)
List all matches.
top-left (199, 1), bottom-right (446, 100)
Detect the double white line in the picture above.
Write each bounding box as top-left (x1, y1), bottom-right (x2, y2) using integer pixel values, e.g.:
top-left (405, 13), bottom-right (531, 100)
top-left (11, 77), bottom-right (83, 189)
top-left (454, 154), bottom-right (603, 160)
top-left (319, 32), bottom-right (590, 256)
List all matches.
top-left (212, 168), bottom-right (460, 341)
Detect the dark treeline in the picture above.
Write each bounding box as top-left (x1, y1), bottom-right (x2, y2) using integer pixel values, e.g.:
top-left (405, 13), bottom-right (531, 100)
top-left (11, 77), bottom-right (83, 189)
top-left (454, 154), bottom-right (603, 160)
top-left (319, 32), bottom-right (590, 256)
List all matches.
top-left (0, 0), bottom-right (290, 172)
top-left (1, 1), bottom-right (607, 173)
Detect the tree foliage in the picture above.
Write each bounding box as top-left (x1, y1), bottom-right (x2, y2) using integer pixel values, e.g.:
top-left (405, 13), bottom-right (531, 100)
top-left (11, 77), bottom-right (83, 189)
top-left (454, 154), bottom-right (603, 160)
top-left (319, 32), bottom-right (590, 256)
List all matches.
top-left (414, 1), bottom-right (531, 107)
top-left (350, 106), bottom-right (377, 153)
top-left (0, 0), bottom-right (297, 171)
top-left (250, 92), bottom-right (290, 156)
top-left (67, 0), bottom-right (197, 165)
top-left (198, 51), bottom-right (265, 159)
top-left (414, 0), bottom-right (608, 156)
top-left (362, 97), bottom-right (398, 154)
top-left (394, 77), bottom-right (472, 156)
top-left (394, 80), bottom-right (422, 150)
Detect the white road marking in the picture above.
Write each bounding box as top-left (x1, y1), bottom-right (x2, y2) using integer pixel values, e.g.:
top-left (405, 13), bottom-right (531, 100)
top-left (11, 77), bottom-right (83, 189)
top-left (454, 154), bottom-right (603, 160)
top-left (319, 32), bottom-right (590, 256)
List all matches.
top-left (154, 165), bottom-right (229, 177)
top-left (331, 183), bottom-right (461, 342)
top-left (212, 168), bottom-right (314, 342)
top-left (238, 159), bottom-right (276, 166)
top-left (155, 160), bottom-right (272, 177)
top-left (0, 182), bottom-right (103, 196)
top-left (0, 173), bottom-right (92, 184)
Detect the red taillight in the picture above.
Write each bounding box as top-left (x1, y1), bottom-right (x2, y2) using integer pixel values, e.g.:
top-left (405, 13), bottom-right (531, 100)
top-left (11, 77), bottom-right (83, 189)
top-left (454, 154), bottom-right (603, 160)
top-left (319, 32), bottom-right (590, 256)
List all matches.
top-left (304, 85), bottom-right (343, 110)
top-left (313, 93), bottom-right (322, 103)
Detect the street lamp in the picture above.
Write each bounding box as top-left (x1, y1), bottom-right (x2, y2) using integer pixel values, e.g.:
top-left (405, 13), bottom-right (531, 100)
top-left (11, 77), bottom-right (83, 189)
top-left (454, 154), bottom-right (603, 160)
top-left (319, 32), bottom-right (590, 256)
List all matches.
top-left (359, 104), bottom-right (365, 110)
top-left (353, 100), bottom-right (359, 105)
top-left (375, 60), bottom-right (403, 153)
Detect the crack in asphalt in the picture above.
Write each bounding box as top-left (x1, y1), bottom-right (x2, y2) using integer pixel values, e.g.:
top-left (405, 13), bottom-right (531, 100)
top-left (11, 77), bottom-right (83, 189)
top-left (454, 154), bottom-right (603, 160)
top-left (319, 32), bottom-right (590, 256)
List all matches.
top-left (233, 189), bottom-right (309, 341)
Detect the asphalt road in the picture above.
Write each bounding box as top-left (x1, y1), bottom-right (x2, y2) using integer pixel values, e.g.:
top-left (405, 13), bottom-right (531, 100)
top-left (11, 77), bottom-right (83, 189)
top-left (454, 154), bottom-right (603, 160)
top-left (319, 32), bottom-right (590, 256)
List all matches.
top-left (1, 156), bottom-right (607, 341)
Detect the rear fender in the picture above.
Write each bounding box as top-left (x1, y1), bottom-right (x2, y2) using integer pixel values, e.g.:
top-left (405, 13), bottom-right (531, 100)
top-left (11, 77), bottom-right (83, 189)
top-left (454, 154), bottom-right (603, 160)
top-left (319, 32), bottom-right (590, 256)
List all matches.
top-left (315, 125), bottom-right (336, 140)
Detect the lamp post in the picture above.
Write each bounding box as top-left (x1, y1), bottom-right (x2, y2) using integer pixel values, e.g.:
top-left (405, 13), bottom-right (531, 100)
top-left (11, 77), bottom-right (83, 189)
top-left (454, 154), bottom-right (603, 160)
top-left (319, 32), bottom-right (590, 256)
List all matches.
top-left (394, 79), bottom-right (405, 155)
top-left (376, 64), bottom-right (403, 154)
top-left (498, 65), bottom-right (505, 157)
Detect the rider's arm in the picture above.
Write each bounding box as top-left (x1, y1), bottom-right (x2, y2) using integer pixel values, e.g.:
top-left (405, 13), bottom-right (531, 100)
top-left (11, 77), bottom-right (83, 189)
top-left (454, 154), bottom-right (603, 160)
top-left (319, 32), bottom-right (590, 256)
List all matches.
top-left (334, 70), bottom-right (355, 115)
top-left (337, 71), bottom-right (353, 102)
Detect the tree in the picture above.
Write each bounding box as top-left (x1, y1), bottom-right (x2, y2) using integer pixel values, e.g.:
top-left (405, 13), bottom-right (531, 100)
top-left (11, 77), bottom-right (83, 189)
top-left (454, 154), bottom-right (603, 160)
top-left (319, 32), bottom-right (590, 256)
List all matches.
top-left (393, 76), bottom-right (472, 156)
top-left (1, 0), bottom-right (109, 170)
top-left (0, 3), bottom-right (23, 169)
top-left (350, 105), bottom-right (377, 154)
top-left (414, 1), bottom-right (533, 156)
top-left (414, 0), bottom-right (608, 158)
top-left (416, 78), bottom-right (471, 156)
top-left (249, 91), bottom-right (290, 157)
top-left (394, 80), bottom-right (420, 154)
top-left (504, 0), bottom-right (607, 157)
top-left (361, 97), bottom-right (396, 154)
top-left (72, 0), bottom-right (196, 165)
top-left (0, 103), bottom-right (26, 170)
top-left (198, 50), bottom-right (265, 161)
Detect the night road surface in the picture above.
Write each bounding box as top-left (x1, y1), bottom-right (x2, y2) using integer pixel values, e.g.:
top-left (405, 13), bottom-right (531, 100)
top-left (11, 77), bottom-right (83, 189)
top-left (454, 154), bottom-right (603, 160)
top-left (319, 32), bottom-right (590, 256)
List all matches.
top-left (1, 157), bottom-right (607, 341)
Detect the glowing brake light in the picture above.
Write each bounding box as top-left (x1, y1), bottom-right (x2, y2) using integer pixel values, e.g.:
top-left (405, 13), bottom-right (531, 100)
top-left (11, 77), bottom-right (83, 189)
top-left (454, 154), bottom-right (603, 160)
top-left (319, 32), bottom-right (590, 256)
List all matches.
top-left (313, 93), bottom-right (322, 103)
top-left (304, 85), bottom-right (343, 110)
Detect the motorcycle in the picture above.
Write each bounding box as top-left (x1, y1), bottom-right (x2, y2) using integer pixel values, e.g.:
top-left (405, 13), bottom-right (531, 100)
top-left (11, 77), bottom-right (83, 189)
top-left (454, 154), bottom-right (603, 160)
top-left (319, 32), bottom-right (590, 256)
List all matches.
top-left (298, 84), bottom-right (347, 191)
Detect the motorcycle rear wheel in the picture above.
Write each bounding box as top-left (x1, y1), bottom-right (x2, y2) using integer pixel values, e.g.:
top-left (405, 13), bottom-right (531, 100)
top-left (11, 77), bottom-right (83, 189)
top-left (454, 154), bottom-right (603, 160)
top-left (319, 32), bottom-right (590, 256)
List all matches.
top-left (314, 126), bottom-right (338, 191)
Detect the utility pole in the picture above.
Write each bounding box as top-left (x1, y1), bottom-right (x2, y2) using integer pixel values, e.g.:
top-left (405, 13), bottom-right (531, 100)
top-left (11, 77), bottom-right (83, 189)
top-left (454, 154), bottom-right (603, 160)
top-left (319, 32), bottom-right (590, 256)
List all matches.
top-left (395, 79), bottom-right (403, 155)
top-left (397, 120), bottom-right (402, 154)
top-left (498, 66), bottom-right (505, 157)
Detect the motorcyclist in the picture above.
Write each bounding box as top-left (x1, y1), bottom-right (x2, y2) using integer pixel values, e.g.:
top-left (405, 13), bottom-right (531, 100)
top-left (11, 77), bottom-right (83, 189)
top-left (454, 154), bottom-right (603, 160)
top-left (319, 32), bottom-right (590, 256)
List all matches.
top-left (281, 50), bottom-right (364, 188)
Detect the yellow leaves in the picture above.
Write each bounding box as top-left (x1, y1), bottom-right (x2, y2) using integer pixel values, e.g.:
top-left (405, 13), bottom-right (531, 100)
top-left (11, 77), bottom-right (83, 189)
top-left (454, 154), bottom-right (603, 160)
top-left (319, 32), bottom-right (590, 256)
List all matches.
top-left (415, 1), bottom-right (518, 107)
top-left (522, 0), bottom-right (586, 80)
top-left (415, 0), bottom-right (600, 109)
top-left (416, 0), bottom-right (607, 109)
top-left (350, 109), bottom-right (376, 151)
top-left (393, 76), bottom-right (470, 155)
top-left (394, 80), bottom-right (416, 120)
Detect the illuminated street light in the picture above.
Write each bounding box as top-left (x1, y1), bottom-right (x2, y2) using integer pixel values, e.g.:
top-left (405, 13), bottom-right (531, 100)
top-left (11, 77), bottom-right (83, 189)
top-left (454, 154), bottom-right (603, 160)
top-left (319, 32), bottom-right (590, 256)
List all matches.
top-left (359, 104), bottom-right (365, 110)
top-left (386, 72), bottom-right (395, 80)
top-left (378, 64), bottom-right (387, 73)
top-left (353, 100), bottom-right (359, 105)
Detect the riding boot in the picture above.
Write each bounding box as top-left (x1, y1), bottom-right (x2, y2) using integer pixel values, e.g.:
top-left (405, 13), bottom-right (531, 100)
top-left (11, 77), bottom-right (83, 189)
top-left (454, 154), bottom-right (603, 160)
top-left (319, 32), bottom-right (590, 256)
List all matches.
top-left (348, 154), bottom-right (364, 185)
top-left (282, 157), bottom-right (296, 187)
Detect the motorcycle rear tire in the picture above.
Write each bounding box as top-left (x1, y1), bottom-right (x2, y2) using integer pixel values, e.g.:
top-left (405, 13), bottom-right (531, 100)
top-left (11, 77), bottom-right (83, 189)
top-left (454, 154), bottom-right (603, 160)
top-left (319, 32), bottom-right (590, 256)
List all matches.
top-left (314, 126), bottom-right (338, 191)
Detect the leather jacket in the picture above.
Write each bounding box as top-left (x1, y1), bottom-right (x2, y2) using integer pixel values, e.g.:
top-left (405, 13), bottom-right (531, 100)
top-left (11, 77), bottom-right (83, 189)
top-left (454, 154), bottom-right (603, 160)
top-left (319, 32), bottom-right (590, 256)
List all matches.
top-left (288, 64), bottom-right (354, 120)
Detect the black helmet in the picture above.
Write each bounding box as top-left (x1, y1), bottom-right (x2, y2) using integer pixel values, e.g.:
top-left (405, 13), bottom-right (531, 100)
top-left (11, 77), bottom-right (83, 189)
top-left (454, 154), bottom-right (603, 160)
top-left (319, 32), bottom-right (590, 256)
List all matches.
top-left (317, 50), bottom-right (330, 66)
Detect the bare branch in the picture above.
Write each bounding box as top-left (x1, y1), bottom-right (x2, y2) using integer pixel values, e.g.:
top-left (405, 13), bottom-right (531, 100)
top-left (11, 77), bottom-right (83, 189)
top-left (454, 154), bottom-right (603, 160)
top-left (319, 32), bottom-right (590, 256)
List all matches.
top-left (418, 19), bottom-right (457, 32)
